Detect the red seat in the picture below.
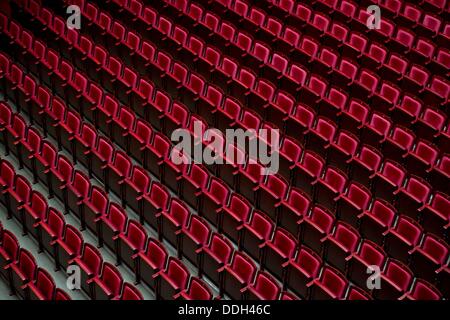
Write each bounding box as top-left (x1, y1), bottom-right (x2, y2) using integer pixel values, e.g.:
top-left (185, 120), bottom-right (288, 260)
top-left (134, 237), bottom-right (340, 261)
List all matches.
top-left (413, 107), bottom-right (446, 142)
top-left (123, 166), bottom-right (150, 215)
top-left (22, 191), bottom-right (48, 239)
top-left (372, 82), bottom-right (401, 114)
top-left (391, 94), bottom-right (422, 126)
top-left (277, 136), bottom-right (302, 182)
top-left (308, 266), bottom-right (348, 300)
top-left (359, 199), bottom-right (397, 246)
top-left (342, 32), bottom-right (368, 60)
top-left (0, 230), bottom-right (19, 283)
top-left (285, 103), bottom-right (315, 144)
top-left (244, 271), bottom-right (281, 300)
top-left (307, 117), bottom-right (337, 159)
top-left (339, 99), bottom-right (369, 136)
top-left (180, 215), bottom-right (211, 267)
top-left (406, 140), bottom-right (439, 180)
top-left (26, 268), bottom-right (55, 300)
top-left (181, 164), bottom-right (209, 209)
top-left (141, 182), bottom-right (169, 229)
top-left (90, 262), bottom-right (123, 300)
top-left (128, 118), bottom-right (152, 163)
top-left (318, 87), bottom-right (348, 122)
top-left (313, 166), bottom-right (347, 212)
top-left (346, 286), bottom-right (372, 300)
top-left (400, 279), bottom-right (442, 300)
top-left (239, 211), bottom-right (274, 263)
top-left (119, 283), bottom-right (143, 300)
top-left (371, 160), bottom-right (406, 203)
top-left (301, 205), bottom-right (335, 255)
top-left (349, 145), bottom-right (382, 187)
top-left (159, 198), bottom-right (190, 249)
top-left (39, 208), bottom-right (65, 258)
top-left (155, 257), bottom-right (189, 300)
top-left (294, 151), bottom-right (324, 197)
top-left (175, 277), bottom-right (212, 300)
top-left (237, 161), bottom-right (263, 204)
top-left (200, 233), bottom-right (233, 286)
top-left (65, 171), bottom-right (90, 218)
top-left (409, 234), bottom-right (449, 283)
top-left (136, 238), bottom-right (168, 290)
top-left (383, 126), bottom-right (415, 164)
top-left (9, 248), bottom-right (37, 299)
top-left (373, 259), bottom-right (413, 300)
top-left (278, 188), bottom-right (311, 239)
top-left (220, 251), bottom-right (256, 299)
top-left (220, 194), bottom-right (251, 244)
top-left (381, 54), bottom-right (409, 82)
top-left (118, 220), bottom-right (147, 269)
top-left (98, 203), bottom-right (127, 252)
top-left (326, 130), bottom-right (359, 173)
top-left (70, 243), bottom-right (103, 294)
top-left (55, 225), bottom-right (83, 271)
top-left (384, 215), bottom-right (423, 264)
top-left (420, 192), bottom-right (449, 239)
top-left (402, 65), bottom-right (430, 93)
top-left (395, 176), bottom-right (431, 220)
top-left (144, 133), bottom-right (170, 179)
top-left (7, 175), bottom-right (31, 222)
top-left (258, 174), bottom-right (288, 221)
top-left (347, 240), bottom-right (387, 289)
top-left (322, 221), bottom-right (361, 274)
top-left (429, 155), bottom-right (450, 195)
top-left (200, 176), bottom-right (229, 227)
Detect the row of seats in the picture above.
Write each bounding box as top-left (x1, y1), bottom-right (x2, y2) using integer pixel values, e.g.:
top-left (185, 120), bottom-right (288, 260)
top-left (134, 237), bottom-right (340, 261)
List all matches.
top-left (0, 219), bottom-right (71, 300)
top-left (156, 0), bottom-right (449, 116)
top-left (1, 53), bottom-right (448, 300)
top-left (205, 0), bottom-right (449, 80)
top-left (1, 0), bottom-right (448, 290)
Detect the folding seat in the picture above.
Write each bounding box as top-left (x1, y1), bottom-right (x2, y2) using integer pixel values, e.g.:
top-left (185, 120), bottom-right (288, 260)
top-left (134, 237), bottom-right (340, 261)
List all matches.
top-left (219, 193), bottom-right (251, 243)
top-left (347, 239), bottom-right (387, 289)
top-left (300, 205), bottom-right (335, 255)
top-left (35, 142), bottom-right (59, 192)
top-left (55, 289), bottom-right (71, 300)
top-left (429, 49), bottom-right (450, 78)
top-left (410, 38), bottom-right (436, 66)
top-left (80, 184), bottom-right (108, 235)
top-left (278, 187), bottom-right (310, 239)
top-left (305, 12), bottom-right (330, 39)
top-left (275, 136), bottom-right (302, 182)
top-left (326, 130), bottom-right (359, 173)
top-left (321, 21), bottom-right (348, 49)
top-left (401, 279), bottom-right (442, 300)
top-left (96, 95), bottom-right (119, 137)
top-left (406, 140), bottom-right (439, 180)
top-left (120, 166), bottom-right (148, 216)
top-left (371, 160), bottom-right (407, 203)
top-left (71, 123), bottom-right (96, 167)
top-left (342, 32), bottom-right (368, 61)
top-left (162, 151), bottom-right (189, 195)
top-left (177, 214), bottom-right (210, 266)
top-left (219, 251), bottom-right (255, 299)
top-left (235, 160), bottom-right (262, 205)
top-left (111, 107), bottom-right (135, 152)
top-left (73, 35), bottom-right (93, 71)
top-left (133, 237), bottom-right (166, 288)
top-left (410, 234), bottom-right (449, 282)
top-left (66, 71), bottom-right (89, 114)
top-left (20, 127), bottom-right (41, 174)
top-left (244, 7), bottom-right (266, 35)
top-left (361, 112), bottom-right (392, 148)
top-left (401, 65), bottom-right (430, 93)
top-left (141, 181), bottom-right (169, 230)
top-left (307, 117), bottom-right (336, 159)
top-left (346, 286), bottom-right (372, 300)
top-left (216, 22), bottom-right (237, 53)
top-left (293, 150), bottom-right (324, 197)
top-left (294, 36), bottom-right (319, 67)
top-left (421, 0), bottom-right (447, 14)
top-left (422, 76), bottom-right (449, 108)
top-left (64, 170), bottom-right (90, 220)
top-left (390, 94), bottom-right (422, 128)
top-left (159, 198), bottom-right (190, 250)
top-left (118, 220), bottom-right (147, 270)
top-left (39, 207), bottom-right (65, 257)
top-left (175, 277), bottom-right (212, 300)
top-left (380, 54), bottom-right (409, 83)
top-left (5, 114), bottom-right (26, 160)
top-left (29, 84), bottom-right (52, 130)
top-left (397, 3), bottom-right (422, 28)
top-left (89, 262), bottom-right (123, 300)
top-left (413, 107), bottom-right (446, 142)
top-left (0, 160), bottom-right (15, 208)
top-left (26, 268), bottom-right (55, 300)
top-left (16, 74), bottom-right (36, 119)
top-left (116, 68), bottom-right (138, 106)
top-left (420, 192), bottom-right (449, 239)
top-left (359, 198), bottom-right (397, 245)
top-left (373, 259), bottom-right (414, 300)
top-left (203, 12), bottom-right (220, 36)
top-left (89, 137), bottom-right (114, 182)
top-left (247, 80), bottom-right (275, 117)
top-left (54, 224), bottom-right (83, 272)
top-left (117, 283), bottom-right (143, 300)
top-left (69, 243), bottom-right (102, 294)
top-left (196, 85), bottom-right (223, 127)
top-left (349, 145), bottom-right (382, 188)
top-left (98, 203), bottom-right (127, 252)
top-left (262, 16), bottom-right (284, 42)
top-left (352, 69), bottom-right (380, 101)
top-left (311, 46), bottom-right (338, 76)
top-left (214, 57), bottom-right (239, 89)
top-left (141, 132), bottom-right (168, 179)
top-left (0, 230), bottom-right (19, 283)
top-left (391, 27), bottom-right (416, 55)
top-left (59, 111), bottom-right (81, 153)
top-left (243, 271), bottom-right (281, 300)
top-left (261, 227), bottom-right (297, 281)
top-left (314, 166), bottom-right (347, 212)
top-left (155, 257), bottom-right (189, 300)
top-left (229, 68), bottom-right (256, 103)
top-left (334, 181), bottom-right (371, 229)
top-left (7, 175), bottom-right (31, 222)
top-left (101, 57), bottom-right (122, 96)
top-left (292, 3), bottom-right (313, 27)
top-left (322, 221), bottom-right (361, 274)
top-left (396, 175), bottom-right (431, 220)
top-left (200, 177), bottom-right (230, 227)
top-left (280, 63), bottom-right (308, 96)
top-left (257, 173), bottom-right (287, 221)
top-left (317, 87), bottom-right (347, 124)
top-left (384, 215), bottom-right (423, 264)
top-left (200, 233), bottom-right (233, 286)
top-left (180, 164), bottom-right (209, 210)
top-left (22, 191), bottom-right (48, 239)
top-left (332, 58), bottom-right (359, 91)
top-left (372, 82), bottom-right (401, 114)
top-left (382, 126), bottom-right (415, 165)
top-left (50, 60), bottom-right (73, 100)
top-left (309, 266), bottom-right (348, 300)
top-left (275, 26), bottom-right (299, 54)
